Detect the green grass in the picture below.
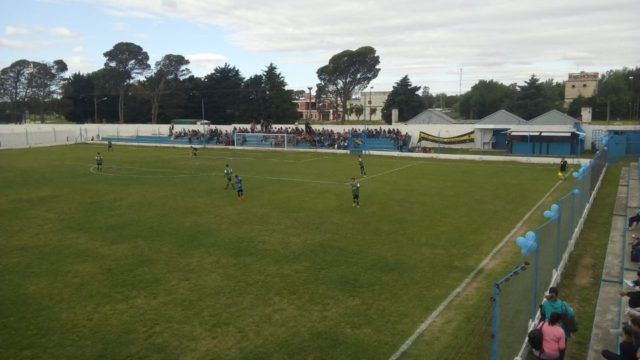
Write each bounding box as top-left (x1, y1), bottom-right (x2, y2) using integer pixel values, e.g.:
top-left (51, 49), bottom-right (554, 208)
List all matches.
top-left (0, 144), bottom-right (560, 359)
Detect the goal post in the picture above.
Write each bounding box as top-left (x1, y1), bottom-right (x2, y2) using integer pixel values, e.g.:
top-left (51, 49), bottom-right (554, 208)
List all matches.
top-left (234, 133), bottom-right (291, 149)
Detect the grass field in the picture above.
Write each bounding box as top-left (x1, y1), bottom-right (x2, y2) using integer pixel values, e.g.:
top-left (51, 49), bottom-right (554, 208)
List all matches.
top-left (0, 144), bottom-right (560, 359)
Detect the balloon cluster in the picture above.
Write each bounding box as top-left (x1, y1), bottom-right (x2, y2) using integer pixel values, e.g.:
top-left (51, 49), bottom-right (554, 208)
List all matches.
top-left (516, 231), bottom-right (537, 257)
top-left (572, 161), bottom-right (591, 179)
top-left (543, 203), bottom-right (560, 220)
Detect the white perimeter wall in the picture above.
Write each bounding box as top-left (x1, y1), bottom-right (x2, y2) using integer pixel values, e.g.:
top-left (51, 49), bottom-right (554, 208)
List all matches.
top-left (1, 123), bottom-right (636, 150)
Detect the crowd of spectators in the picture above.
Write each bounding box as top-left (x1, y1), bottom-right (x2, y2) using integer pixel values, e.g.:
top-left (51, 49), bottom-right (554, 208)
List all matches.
top-left (168, 123), bottom-right (410, 151)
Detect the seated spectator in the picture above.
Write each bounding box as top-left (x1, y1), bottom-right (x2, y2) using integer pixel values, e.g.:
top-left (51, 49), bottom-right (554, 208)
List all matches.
top-left (532, 312), bottom-right (566, 360)
top-left (628, 208), bottom-right (640, 230)
top-left (601, 324), bottom-right (636, 360)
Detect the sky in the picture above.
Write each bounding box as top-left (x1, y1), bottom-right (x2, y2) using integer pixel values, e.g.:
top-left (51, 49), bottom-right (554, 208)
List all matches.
top-left (1, 0), bottom-right (639, 95)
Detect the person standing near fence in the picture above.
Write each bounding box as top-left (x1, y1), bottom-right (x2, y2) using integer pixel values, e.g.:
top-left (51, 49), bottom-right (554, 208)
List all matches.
top-left (558, 157), bottom-right (568, 180)
top-left (541, 287), bottom-right (576, 359)
top-left (532, 312), bottom-right (566, 360)
top-left (107, 139), bottom-right (113, 152)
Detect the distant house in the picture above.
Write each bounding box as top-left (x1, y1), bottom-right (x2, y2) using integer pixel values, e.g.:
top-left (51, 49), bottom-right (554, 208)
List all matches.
top-left (474, 110), bottom-right (525, 150)
top-left (507, 110), bottom-right (581, 155)
top-left (345, 91), bottom-right (390, 121)
top-left (564, 71), bottom-right (598, 107)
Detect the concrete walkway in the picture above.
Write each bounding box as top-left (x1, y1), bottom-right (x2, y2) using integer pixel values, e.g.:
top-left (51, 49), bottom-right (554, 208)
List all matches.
top-left (588, 162), bottom-right (638, 359)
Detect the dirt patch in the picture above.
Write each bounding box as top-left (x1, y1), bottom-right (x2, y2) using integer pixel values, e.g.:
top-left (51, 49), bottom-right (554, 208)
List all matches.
top-left (574, 256), bottom-right (594, 287)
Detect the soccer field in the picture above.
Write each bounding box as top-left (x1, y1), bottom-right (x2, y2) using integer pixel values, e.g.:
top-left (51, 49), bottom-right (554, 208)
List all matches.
top-left (0, 144), bottom-right (558, 359)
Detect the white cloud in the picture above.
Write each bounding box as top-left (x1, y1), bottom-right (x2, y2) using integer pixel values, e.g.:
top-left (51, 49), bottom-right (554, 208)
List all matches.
top-left (50, 26), bottom-right (78, 38)
top-left (105, 8), bottom-right (159, 19)
top-left (4, 25), bottom-right (30, 36)
top-left (111, 22), bottom-right (128, 31)
top-left (185, 52), bottom-right (227, 71)
top-left (65, 56), bottom-right (92, 73)
top-left (76, 0), bottom-right (640, 92)
top-left (72, 46), bottom-right (84, 53)
top-left (0, 38), bottom-right (50, 49)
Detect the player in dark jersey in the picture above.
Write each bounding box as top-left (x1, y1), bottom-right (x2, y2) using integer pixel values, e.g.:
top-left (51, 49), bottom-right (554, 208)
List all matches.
top-left (95, 152), bottom-right (103, 172)
top-left (351, 177), bottom-right (360, 208)
top-left (558, 157), bottom-right (568, 180)
top-left (358, 155), bottom-right (366, 176)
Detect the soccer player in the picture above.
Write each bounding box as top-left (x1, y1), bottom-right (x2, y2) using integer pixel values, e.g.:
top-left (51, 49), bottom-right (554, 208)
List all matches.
top-left (558, 157), bottom-right (568, 180)
top-left (95, 152), bottom-right (103, 172)
top-left (224, 164), bottom-right (233, 189)
top-left (107, 139), bottom-right (113, 152)
top-left (234, 174), bottom-right (245, 200)
top-left (351, 177), bottom-right (360, 208)
top-left (358, 155), bottom-right (366, 176)
top-left (191, 146), bottom-right (198, 157)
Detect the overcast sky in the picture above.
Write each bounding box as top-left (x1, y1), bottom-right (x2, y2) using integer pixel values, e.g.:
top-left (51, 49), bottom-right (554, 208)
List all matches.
top-left (1, 0), bottom-right (639, 94)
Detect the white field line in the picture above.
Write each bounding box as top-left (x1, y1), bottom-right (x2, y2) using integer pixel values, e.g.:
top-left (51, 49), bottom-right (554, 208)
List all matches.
top-left (389, 179), bottom-right (564, 360)
top-left (356, 163), bottom-right (419, 183)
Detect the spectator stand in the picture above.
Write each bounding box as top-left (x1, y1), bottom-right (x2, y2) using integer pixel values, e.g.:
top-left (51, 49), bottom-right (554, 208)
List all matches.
top-left (587, 159), bottom-right (640, 358)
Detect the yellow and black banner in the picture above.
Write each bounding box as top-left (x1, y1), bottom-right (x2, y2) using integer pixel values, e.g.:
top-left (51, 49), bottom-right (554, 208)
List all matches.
top-left (418, 131), bottom-right (475, 145)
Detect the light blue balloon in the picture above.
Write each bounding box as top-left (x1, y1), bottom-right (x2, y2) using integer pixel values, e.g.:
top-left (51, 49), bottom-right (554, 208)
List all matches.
top-left (526, 231), bottom-right (536, 242)
top-left (572, 172), bottom-right (579, 178)
top-left (572, 188), bottom-right (580, 195)
top-left (516, 236), bottom-right (527, 247)
top-left (551, 204), bottom-right (560, 212)
top-left (544, 210), bottom-right (553, 218)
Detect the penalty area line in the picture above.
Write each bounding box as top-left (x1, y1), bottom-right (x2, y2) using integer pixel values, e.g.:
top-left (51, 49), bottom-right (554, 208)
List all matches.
top-left (389, 179), bottom-right (564, 360)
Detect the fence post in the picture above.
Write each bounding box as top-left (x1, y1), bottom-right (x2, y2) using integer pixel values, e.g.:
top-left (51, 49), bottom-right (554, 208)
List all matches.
top-left (555, 205), bottom-right (562, 269)
top-left (490, 284), bottom-right (500, 360)
top-left (531, 241), bottom-right (540, 320)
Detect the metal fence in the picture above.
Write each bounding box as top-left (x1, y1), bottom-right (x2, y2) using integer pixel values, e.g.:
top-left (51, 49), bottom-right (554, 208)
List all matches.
top-left (490, 148), bottom-right (608, 360)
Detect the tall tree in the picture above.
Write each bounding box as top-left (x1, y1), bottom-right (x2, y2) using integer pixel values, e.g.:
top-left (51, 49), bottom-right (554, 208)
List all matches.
top-left (316, 46), bottom-right (380, 121)
top-left (103, 42), bottom-right (150, 123)
top-left (421, 86), bottom-right (436, 109)
top-left (60, 72), bottom-right (94, 123)
top-left (0, 60), bottom-right (35, 122)
top-left (241, 74), bottom-right (265, 121)
top-left (203, 63), bottom-right (244, 124)
top-left (147, 54), bottom-right (190, 124)
top-left (30, 60), bottom-right (68, 121)
top-left (513, 74), bottom-right (547, 120)
top-left (382, 75), bottom-right (425, 123)
top-left (458, 80), bottom-right (515, 119)
top-left (261, 63), bottom-right (297, 123)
